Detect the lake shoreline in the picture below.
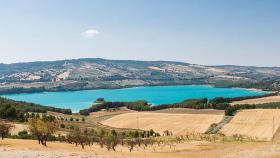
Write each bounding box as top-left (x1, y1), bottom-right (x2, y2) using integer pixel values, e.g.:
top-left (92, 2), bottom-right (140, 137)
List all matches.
top-left (0, 83), bottom-right (271, 96)
top-left (2, 85), bottom-right (272, 112)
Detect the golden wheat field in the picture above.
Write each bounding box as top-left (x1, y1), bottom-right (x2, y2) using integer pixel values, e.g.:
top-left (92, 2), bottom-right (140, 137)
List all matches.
top-left (220, 109), bottom-right (280, 140)
top-left (101, 112), bottom-right (224, 135)
top-left (231, 95), bottom-right (280, 105)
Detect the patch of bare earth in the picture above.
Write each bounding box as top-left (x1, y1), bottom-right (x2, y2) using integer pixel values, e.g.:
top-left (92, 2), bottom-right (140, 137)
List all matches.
top-left (9, 123), bottom-right (28, 135)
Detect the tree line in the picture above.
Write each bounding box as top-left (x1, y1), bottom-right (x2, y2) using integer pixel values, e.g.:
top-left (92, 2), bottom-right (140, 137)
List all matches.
top-left (79, 93), bottom-right (276, 115)
top-left (79, 100), bottom-right (149, 115)
top-left (0, 97), bottom-right (72, 121)
top-left (66, 127), bottom-right (160, 151)
top-left (225, 102), bottom-right (280, 116)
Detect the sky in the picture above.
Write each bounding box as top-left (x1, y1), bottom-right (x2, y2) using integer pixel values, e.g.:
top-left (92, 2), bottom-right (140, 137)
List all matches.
top-left (0, 0), bottom-right (279, 66)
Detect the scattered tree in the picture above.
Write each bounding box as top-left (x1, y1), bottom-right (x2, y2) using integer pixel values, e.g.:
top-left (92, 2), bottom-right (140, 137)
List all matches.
top-left (0, 122), bottom-right (13, 140)
top-left (28, 116), bottom-right (58, 146)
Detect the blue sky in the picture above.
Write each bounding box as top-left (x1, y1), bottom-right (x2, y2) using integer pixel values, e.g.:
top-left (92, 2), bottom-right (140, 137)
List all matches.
top-left (0, 0), bottom-right (279, 66)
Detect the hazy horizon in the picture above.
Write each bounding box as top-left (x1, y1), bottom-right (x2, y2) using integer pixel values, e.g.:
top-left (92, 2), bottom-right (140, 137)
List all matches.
top-left (1, 57), bottom-right (280, 68)
top-left (0, 0), bottom-right (279, 66)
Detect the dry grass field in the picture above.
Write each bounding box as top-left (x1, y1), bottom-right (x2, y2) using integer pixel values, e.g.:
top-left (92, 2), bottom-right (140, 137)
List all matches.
top-left (89, 107), bottom-right (135, 119)
top-left (1, 139), bottom-right (280, 158)
top-left (101, 112), bottom-right (224, 135)
top-left (10, 123), bottom-right (28, 135)
top-left (220, 109), bottom-right (280, 140)
top-left (231, 95), bottom-right (280, 105)
top-left (153, 108), bottom-right (224, 115)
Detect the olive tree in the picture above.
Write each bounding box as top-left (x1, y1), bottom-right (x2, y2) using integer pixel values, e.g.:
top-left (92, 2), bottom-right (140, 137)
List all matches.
top-left (0, 122), bottom-right (13, 140)
top-left (28, 117), bottom-right (58, 146)
top-left (103, 130), bottom-right (119, 151)
top-left (66, 128), bottom-right (91, 149)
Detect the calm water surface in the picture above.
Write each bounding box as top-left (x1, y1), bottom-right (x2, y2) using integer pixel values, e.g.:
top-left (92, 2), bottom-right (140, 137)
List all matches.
top-left (2, 85), bottom-right (267, 112)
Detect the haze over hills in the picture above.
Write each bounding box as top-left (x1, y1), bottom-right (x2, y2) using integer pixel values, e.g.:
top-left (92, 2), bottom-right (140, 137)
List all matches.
top-left (0, 58), bottom-right (279, 94)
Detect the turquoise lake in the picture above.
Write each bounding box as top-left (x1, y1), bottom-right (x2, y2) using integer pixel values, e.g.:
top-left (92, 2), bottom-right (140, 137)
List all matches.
top-left (2, 85), bottom-right (268, 112)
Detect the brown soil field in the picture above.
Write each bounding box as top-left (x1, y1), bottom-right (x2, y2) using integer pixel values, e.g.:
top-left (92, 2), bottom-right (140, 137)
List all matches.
top-left (101, 112), bottom-right (224, 135)
top-left (220, 109), bottom-right (280, 140)
top-left (231, 95), bottom-right (280, 105)
top-left (1, 139), bottom-right (280, 158)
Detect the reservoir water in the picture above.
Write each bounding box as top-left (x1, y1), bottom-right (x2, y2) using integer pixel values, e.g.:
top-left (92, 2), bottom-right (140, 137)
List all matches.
top-left (2, 85), bottom-right (267, 112)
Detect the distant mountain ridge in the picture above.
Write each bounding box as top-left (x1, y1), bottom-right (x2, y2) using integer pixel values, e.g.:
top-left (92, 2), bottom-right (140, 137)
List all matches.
top-left (0, 58), bottom-right (279, 94)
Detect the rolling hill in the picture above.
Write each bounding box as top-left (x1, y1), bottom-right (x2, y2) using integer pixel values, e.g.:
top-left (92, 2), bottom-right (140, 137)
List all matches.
top-left (0, 58), bottom-right (279, 94)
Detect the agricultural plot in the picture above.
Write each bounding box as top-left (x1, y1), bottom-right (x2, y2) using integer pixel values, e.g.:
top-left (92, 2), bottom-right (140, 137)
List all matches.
top-left (220, 109), bottom-right (280, 140)
top-left (231, 95), bottom-right (280, 105)
top-left (101, 112), bottom-right (224, 135)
